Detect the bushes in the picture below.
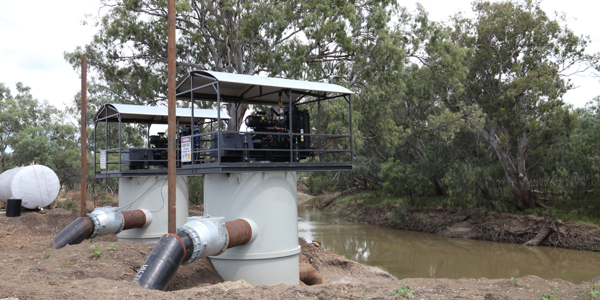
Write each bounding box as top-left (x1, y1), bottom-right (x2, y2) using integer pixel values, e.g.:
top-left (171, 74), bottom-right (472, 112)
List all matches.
top-left (189, 176), bottom-right (204, 204)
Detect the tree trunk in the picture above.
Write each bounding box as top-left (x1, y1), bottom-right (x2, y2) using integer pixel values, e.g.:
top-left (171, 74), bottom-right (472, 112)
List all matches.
top-left (226, 103), bottom-right (248, 131)
top-left (481, 126), bottom-right (535, 209)
top-left (432, 177), bottom-right (446, 196)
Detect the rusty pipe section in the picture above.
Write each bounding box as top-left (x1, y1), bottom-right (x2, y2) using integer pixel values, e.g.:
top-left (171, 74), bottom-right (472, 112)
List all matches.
top-left (80, 57), bottom-right (87, 218)
top-left (136, 216), bottom-right (258, 290)
top-left (166, 0), bottom-right (177, 234)
top-left (122, 209), bottom-right (151, 230)
top-left (52, 208), bottom-right (153, 249)
top-left (225, 218), bottom-right (258, 248)
top-left (299, 263), bottom-right (323, 285)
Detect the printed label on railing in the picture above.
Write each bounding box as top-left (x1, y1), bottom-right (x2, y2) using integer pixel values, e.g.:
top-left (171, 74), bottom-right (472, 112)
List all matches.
top-left (181, 136), bottom-right (191, 162)
top-left (100, 151), bottom-right (106, 169)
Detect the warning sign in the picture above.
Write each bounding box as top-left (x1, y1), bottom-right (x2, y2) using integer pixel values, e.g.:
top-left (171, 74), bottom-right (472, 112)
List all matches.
top-left (100, 151), bottom-right (106, 169)
top-left (181, 136), bottom-right (191, 162)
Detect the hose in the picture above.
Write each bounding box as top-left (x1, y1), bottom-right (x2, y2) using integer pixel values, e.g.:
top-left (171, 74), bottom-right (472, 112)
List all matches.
top-left (133, 232), bottom-right (193, 291)
top-left (52, 217), bottom-right (94, 249)
top-left (299, 263), bottom-right (323, 285)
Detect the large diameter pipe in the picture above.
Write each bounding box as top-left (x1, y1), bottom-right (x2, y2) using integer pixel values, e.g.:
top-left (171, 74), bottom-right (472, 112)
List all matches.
top-left (299, 263), bottom-right (323, 285)
top-left (122, 209), bottom-right (151, 230)
top-left (136, 217), bottom-right (257, 290)
top-left (80, 56), bottom-right (87, 217)
top-left (225, 218), bottom-right (258, 248)
top-left (52, 217), bottom-right (94, 249)
top-left (53, 208), bottom-right (152, 249)
top-left (133, 232), bottom-right (193, 290)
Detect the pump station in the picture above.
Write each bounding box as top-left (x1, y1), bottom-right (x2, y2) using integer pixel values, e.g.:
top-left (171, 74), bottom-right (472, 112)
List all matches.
top-left (54, 70), bottom-right (353, 290)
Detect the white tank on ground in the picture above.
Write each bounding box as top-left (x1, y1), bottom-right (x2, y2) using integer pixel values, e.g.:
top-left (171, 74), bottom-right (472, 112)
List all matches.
top-left (117, 175), bottom-right (189, 243)
top-left (205, 171), bottom-right (300, 286)
top-left (0, 165), bottom-right (60, 209)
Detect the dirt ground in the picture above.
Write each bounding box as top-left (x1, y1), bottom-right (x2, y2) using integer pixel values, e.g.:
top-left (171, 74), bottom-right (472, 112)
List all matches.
top-left (1, 199), bottom-right (600, 299)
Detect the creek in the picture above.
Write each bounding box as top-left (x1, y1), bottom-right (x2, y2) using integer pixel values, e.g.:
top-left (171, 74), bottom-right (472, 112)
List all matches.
top-left (298, 205), bottom-right (600, 283)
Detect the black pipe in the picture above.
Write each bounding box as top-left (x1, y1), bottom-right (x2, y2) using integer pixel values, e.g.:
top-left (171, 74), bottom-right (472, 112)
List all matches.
top-left (133, 232), bottom-right (193, 291)
top-left (52, 217), bottom-right (94, 249)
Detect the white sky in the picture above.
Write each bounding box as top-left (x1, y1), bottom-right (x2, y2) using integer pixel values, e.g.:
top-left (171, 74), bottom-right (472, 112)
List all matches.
top-left (0, 0), bottom-right (598, 111)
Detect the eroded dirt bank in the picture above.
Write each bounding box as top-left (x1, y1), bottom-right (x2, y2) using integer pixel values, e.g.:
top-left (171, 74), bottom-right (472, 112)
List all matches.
top-left (0, 207), bottom-right (599, 299)
top-left (320, 196), bottom-right (600, 252)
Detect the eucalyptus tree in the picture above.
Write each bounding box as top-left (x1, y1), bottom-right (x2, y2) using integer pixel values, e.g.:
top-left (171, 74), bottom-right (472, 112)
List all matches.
top-left (66, 0), bottom-right (402, 129)
top-left (356, 6), bottom-right (485, 196)
top-left (448, 0), bottom-right (597, 209)
top-left (0, 83), bottom-right (57, 172)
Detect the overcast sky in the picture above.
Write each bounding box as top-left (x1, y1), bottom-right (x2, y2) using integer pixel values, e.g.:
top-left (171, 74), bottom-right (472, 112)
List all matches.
top-left (1, 0), bottom-right (598, 111)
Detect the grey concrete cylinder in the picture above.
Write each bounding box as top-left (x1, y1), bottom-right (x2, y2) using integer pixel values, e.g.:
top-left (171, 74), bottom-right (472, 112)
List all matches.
top-left (117, 176), bottom-right (189, 243)
top-left (205, 172), bottom-right (300, 286)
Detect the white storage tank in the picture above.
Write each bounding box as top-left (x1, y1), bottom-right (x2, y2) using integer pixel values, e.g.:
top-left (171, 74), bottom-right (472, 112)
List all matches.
top-left (0, 165), bottom-right (60, 209)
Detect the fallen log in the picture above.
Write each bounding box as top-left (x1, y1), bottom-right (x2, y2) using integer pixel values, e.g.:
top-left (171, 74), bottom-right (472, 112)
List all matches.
top-left (524, 211), bottom-right (553, 247)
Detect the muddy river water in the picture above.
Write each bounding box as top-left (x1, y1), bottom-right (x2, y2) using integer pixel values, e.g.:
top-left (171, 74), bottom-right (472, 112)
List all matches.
top-left (298, 205), bottom-right (600, 283)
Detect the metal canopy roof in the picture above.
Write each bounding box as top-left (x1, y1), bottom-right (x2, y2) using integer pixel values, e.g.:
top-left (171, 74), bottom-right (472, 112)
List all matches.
top-left (176, 70), bottom-right (354, 105)
top-left (93, 103), bottom-right (230, 124)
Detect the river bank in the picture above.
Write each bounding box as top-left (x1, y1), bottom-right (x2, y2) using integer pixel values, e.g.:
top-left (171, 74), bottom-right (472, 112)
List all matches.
top-left (311, 192), bottom-right (600, 252)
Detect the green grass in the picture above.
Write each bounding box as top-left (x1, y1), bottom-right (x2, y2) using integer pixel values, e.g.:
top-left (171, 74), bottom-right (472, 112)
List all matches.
top-left (56, 199), bottom-right (78, 212)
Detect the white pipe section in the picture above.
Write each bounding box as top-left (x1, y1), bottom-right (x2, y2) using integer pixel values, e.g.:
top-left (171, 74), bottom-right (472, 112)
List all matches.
top-left (88, 207), bottom-right (154, 239)
top-left (178, 216), bottom-right (228, 265)
top-left (89, 207), bottom-right (124, 238)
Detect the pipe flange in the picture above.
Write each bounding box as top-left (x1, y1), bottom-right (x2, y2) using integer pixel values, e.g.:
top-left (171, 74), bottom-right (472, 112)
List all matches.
top-left (178, 225), bottom-right (201, 265)
top-left (114, 214), bottom-right (125, 235)
top-left (215, 228), bottom-right (229, 257)
top-left (87, 207), bottom-right (125, 238)
top-left (87, 213), bottom-right (101, 239)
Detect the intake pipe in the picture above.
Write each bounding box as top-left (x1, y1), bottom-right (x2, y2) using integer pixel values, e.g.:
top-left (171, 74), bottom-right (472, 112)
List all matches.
top-left (134, 217), bottom-right (258, 291)
top-left (53, 207), bottom-right (153, 249)
top-left (299, 263), bottom-right (323, 285)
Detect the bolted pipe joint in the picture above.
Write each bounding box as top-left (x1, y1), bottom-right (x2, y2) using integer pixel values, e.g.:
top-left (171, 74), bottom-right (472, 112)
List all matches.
top-left (88, 207), bottom-right (152, 239)
top-left (88, 207), bottom-right (125, 238)
top-left (178, 216), bottom-right (228, 265)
